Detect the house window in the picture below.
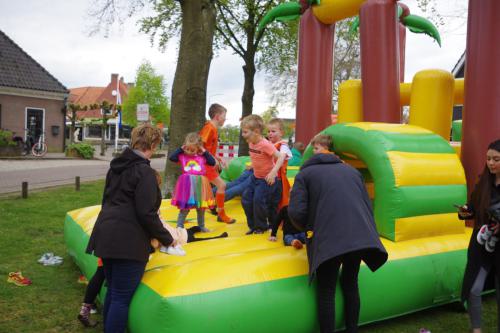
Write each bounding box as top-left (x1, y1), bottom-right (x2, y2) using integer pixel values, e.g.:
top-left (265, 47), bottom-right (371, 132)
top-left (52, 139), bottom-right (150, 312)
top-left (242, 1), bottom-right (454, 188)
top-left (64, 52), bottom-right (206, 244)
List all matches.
top-left (87, 125), bottom-right (102, 138)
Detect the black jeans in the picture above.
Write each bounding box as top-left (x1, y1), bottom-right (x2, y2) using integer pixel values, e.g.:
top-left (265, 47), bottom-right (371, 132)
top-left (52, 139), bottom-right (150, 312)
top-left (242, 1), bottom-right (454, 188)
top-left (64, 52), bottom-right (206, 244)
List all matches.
top-left (316, 252), bottom-right (362, 333)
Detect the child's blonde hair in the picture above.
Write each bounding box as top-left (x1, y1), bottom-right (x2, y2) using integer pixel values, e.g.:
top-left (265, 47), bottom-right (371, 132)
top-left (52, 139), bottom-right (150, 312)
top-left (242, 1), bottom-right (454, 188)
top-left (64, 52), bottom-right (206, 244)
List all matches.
top-left (241, 114), bottom-right (265, 133)
top-left (311, 134), bottom-right (332, 150)
top-left (131, 123), bottom-right (162, 151)
top-left (268, 118), bottom-right (285, 132)
top-left (208, 103), bottom-right (227, 119)
top-left (184, 132), bottom-right (203, 149)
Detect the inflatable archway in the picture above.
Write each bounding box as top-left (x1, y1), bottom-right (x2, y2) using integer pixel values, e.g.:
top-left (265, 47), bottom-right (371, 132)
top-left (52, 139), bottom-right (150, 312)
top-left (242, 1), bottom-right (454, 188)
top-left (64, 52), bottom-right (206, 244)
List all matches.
top-left (303, 122), bottom-right (467, 241)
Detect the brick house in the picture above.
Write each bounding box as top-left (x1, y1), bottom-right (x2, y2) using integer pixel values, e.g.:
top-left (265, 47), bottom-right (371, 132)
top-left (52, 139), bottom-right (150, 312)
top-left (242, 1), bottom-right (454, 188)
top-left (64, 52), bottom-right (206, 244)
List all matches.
top-left (68, 73), bottom-right (131, 143)
top-left (0, 29), bottom-right (69, 152)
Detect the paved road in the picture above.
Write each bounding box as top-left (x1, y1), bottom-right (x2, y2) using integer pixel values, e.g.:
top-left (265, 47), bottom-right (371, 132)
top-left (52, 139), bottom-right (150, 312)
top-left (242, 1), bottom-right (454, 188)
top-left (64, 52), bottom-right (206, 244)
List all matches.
top-left (0, 157), bottom-right (167, 195)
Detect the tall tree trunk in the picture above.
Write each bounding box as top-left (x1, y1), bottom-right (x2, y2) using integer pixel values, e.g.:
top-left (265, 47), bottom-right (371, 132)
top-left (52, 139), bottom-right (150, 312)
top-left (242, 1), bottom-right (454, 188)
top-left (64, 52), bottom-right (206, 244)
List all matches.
top-left (100, 116), bottom-right (106, 156)
top-left (164, 0), bottom-right (216, 197)
top-left (238, 59), bottom-right (255, 156)
top-left (70, 114), bottom-right (76, 145)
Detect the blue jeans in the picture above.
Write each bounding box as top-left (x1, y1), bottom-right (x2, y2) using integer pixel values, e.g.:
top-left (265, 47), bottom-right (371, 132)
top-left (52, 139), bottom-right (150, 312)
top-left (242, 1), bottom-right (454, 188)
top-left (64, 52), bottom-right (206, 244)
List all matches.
top-left (242, 175), bottom-right (282, 231)
top-left (283, 232), bottom-right (306, 246)
top-left (102, 258), bottom-right (146, 333)
top-left (213, 169), bottom-right (253, 201)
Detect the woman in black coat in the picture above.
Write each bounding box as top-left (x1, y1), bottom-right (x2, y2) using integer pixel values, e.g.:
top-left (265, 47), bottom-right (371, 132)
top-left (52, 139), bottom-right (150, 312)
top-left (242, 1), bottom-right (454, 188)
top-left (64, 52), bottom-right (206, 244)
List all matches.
top-left (288, 136), bottom-right (387, 333)
top-left (86, 124), bottom-right (173, 333)
top-left (459, 139), bottom-right (500, 333)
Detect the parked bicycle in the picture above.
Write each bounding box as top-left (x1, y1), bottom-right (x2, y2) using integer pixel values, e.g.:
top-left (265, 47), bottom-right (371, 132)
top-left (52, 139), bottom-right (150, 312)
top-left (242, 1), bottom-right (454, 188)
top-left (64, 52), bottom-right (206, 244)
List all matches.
top-left (12, 129), bottom-right (46, 157)
top-left (31, 131), bottom-right (47, 157)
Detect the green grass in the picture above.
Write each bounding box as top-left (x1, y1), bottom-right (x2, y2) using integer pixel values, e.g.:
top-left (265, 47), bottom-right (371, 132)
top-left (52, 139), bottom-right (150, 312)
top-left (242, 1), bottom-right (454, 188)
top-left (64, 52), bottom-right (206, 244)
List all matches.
top-left (0, 181), bottom-right (105, 333)
top-left (0, 181), bottom-right (497, 332)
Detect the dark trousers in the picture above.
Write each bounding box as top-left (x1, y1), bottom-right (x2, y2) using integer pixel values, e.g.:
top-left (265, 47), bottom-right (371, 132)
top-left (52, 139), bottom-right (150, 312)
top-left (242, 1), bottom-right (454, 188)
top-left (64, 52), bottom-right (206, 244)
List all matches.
top-left (102, 258), bottom-right (146, 333)
top-left (316, 252), bottom-right (362, 333)
top-left (242, 175), bottom-right (282, 231)
top-left (83, 265), bottom-right (105, 304)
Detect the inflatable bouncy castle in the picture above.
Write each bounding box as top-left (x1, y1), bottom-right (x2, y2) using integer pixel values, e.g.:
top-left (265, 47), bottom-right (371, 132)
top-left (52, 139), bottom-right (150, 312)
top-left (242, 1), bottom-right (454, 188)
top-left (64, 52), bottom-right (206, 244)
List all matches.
top-left (65, 0), bottom-right (500, 331)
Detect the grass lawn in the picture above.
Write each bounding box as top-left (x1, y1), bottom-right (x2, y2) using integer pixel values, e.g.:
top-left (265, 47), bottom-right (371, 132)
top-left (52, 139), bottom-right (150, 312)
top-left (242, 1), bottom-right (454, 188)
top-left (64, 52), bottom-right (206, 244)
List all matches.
top-left (0, 181), bottom-right (497, 332)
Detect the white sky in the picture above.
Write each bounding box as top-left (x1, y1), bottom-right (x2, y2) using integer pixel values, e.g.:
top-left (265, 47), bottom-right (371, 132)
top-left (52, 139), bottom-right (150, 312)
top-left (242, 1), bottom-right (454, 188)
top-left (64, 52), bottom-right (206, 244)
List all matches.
top-left (0, 0), bottom-right (467, 125)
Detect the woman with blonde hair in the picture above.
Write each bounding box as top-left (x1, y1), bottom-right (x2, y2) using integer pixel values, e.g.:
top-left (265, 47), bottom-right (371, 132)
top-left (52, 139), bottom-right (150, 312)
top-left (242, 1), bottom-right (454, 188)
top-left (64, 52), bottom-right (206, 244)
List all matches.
top-left (86, 123), bottom-right (173, 332)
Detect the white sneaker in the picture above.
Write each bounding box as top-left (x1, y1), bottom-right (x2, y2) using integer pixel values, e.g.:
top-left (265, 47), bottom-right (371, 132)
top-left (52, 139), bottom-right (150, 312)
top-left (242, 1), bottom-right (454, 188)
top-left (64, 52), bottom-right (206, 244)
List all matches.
top-left (485, 236), bottom-right (498, 253)
top-left (160, 245), bottom-right (186, 256)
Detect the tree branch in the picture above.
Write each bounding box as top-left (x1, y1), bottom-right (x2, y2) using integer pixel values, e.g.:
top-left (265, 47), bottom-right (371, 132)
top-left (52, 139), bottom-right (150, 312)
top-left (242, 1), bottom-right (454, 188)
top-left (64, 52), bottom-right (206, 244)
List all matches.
top-left (216, 4), bottom-right (246, 56)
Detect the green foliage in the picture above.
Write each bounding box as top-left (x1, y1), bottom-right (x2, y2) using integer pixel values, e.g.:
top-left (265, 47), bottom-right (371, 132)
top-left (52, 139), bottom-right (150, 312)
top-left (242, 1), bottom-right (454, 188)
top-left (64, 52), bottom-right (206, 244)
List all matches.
top-left (0, 130), bottom-right (17, 147)
top-left (260, 106), bottom-right (279, 124)
top-left (122, 60), bottom-right (170, 127)
top-left (66, 143), bottom-right (95, 159)
top-left (219, 125), bottom-right (240, 144)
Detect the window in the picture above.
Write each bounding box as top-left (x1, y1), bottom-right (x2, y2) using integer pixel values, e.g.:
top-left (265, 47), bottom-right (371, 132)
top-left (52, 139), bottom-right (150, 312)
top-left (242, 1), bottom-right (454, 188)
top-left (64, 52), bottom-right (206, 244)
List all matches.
top-left (87, 125), bottom-right (102, 138)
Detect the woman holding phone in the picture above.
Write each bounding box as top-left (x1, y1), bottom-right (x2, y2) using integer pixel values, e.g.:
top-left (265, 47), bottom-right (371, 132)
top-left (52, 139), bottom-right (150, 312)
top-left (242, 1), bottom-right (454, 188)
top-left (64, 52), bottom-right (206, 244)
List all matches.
top-left (459, 139), bottom-right (500, 333)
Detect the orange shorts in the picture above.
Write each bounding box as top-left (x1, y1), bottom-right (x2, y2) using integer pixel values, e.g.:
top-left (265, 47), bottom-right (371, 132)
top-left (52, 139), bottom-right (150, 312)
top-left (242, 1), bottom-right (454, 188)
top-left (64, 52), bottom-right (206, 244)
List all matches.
top-left (205, 165), bottom-right (219, 182)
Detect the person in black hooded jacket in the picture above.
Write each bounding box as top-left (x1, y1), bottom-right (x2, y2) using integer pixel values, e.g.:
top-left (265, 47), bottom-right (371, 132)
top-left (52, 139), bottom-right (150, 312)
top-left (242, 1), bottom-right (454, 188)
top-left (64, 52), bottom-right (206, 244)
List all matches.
top-left (86, 123), bottom-right (173, 333)
top-left (288, 134), bottom-right (387, 333)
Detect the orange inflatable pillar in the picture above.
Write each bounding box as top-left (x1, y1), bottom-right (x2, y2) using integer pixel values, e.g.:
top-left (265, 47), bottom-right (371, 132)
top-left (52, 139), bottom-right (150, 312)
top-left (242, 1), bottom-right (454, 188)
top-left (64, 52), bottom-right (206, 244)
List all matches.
top-left (359, 0), bottom-right (401, 123)
top-left (461, 0), bottom-right (500, 193)
top-left (295, 9), bottom-right (335, 144)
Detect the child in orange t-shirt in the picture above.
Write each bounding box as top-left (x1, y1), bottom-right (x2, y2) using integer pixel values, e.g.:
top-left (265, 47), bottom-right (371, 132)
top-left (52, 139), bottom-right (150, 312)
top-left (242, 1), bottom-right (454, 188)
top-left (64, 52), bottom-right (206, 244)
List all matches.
top-left (199, 104), bottom-right (235, 224)
top-left (240, 115), bottom-right (287, 234)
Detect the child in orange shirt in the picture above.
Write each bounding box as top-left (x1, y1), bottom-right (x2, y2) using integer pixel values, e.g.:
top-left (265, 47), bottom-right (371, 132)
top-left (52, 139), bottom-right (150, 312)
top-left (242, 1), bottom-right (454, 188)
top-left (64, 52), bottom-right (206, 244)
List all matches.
top-left (240, 115), bottom-right (287, 234)
top-left (199, 104), bottom-right (235, 224)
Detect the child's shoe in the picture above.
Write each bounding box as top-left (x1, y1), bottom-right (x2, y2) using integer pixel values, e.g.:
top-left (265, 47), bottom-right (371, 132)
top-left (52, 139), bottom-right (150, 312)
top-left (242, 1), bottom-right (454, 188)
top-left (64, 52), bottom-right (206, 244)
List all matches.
top-left (199, 227), bottom-right (210, 233)
top-left (7, 272), bottom-right (32, 286)
top-left (90, 303), bottom-right (98, 314)
top-left (291, 239), bottom-right (303, 250)
top-left (217, 210), bottom-right (236, 224)
top-left (477, 224), bottom-right (492, 245)
top-left (78, 303), bottom-right (98, 327)
top-left (245, 229), bottom-right (254, 235)
top-left (161, 245), bottom-right (186, 256)
top-left (209, 207), bottom-right (218, 216)
top-left (485, 235), bottom-right (498, 253)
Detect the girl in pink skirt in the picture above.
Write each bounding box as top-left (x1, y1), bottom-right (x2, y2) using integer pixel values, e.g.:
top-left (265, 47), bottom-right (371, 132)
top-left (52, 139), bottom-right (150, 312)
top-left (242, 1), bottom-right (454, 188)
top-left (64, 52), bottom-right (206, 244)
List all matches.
top-left (169, 132), bottom-right (216, 231)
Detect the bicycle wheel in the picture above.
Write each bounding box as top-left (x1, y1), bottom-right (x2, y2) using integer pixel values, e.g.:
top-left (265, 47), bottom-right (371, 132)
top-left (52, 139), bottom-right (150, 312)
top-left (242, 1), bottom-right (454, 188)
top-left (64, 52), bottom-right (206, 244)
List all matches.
top-left (32, 142), bottom-right (48, 157)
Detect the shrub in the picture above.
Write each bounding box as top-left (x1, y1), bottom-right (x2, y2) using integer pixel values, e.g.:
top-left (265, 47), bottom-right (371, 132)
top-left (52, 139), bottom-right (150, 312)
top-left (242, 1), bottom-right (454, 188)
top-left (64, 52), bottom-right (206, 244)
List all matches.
top-left (66, 143), bottom-right (95, 159)
top-left (0, 130), bottom-right (17, 147)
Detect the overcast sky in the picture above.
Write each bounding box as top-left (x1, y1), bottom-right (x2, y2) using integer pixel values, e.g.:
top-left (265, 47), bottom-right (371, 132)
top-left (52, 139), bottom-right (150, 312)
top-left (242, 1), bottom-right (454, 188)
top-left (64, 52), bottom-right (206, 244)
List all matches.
top-left (0, 0), bottom-right (467, 125)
